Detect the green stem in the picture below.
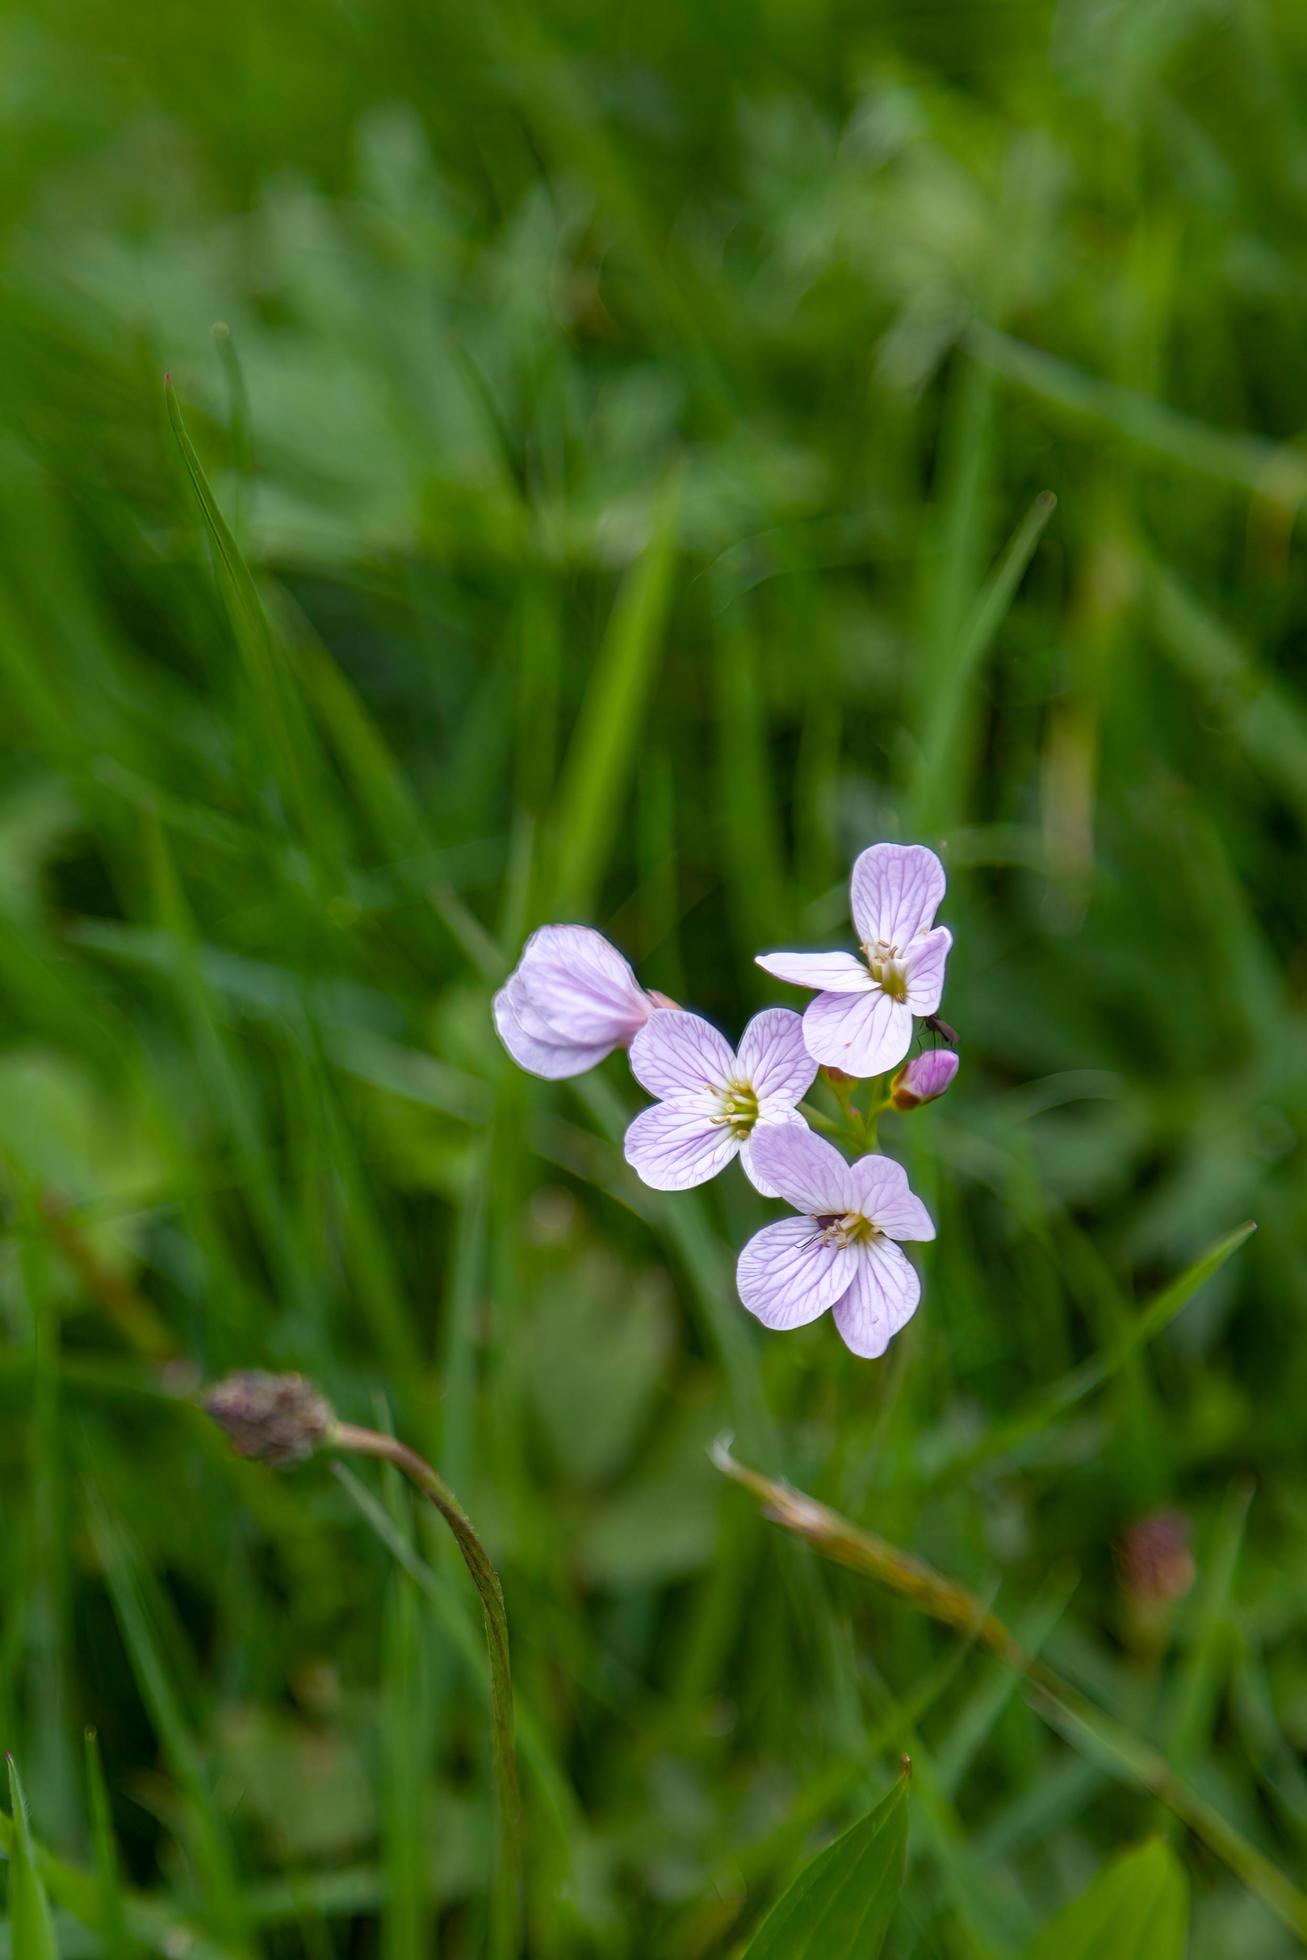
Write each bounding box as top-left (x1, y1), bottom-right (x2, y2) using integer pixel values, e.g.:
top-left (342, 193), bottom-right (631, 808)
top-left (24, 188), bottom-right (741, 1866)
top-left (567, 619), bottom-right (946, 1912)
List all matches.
top-left (796, 1101), bottom-right (842, 1138)
top-left (713, 1441), bottom-right (1307, 1945)
top-left (331, 1423), bottom-right (522, 1957)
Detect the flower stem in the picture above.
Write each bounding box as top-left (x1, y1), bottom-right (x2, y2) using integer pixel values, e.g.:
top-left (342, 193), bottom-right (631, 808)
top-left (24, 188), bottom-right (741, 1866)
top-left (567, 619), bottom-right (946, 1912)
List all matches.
top-left (796, 1100), bottom-right (842, 1137)
top-left (331, 1422), bottom-right (522, 1957)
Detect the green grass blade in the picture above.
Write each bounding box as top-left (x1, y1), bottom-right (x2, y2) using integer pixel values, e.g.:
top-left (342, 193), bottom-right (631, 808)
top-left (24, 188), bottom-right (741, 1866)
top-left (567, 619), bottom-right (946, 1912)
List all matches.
top-left (967, 323), bottom-right (1307, 509)
top-left (548, 471), bottom-right (681, 918)
top-left (912, 490), bottom-right (1057, 835)
top-left (83, 1731), bottom-right (131, 1960)
top-left (85, 1494), bottom-right (249, 1953)
top-left (5, 1757), bottom-right (59, 1960)
top-left (930, 1221), bottom-right (1256, 1483)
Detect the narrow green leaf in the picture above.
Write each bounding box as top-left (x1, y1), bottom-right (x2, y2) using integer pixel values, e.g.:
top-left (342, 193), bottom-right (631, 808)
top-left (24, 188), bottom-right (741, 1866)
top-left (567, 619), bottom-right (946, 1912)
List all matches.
top-left (163, 376), bottom-right (263, 641)
top-left (5, 1756), bottom-right (59, 1960)
top-left (1024, 1839), bottom-right (1188, 1960)
top-left (967, 323), bottom-right (1307, 510)
top-left (934, 1220), bottom-right (1256, 1482)
top-left (83, 1732), bottom-right (131, 1960)
top-left (741, 1770), bottom-right (908, 1960)
top-left (164, 377), bottom-right (337, 866)
top-left (549, 472), bottom-right (681, 918)
top-left (912, 488), bottom-right (1057, 833)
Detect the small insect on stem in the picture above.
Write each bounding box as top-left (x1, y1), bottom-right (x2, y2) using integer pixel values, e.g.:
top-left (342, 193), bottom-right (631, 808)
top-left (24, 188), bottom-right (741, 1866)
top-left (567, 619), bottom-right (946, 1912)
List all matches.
top-left (921, 1014), bottom-right (957, 1046)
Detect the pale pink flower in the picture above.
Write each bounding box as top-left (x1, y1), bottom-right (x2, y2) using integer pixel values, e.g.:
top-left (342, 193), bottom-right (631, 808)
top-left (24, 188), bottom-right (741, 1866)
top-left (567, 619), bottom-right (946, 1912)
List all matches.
top-left (494, 925), bottom-right (657, 1080)
top-left (624, 1009), bottom-right (815, 1194)
top-left (757, 843), bottom-right (952, 1078)
top-left (736, 1125), bottom-right (934, 1358)
top-left (890, 1047), bottom-right (959, 1111)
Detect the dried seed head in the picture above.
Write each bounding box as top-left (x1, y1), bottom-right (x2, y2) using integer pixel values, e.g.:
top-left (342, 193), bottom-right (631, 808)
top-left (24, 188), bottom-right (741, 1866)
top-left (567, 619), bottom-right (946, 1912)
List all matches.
top-left (203, 1371), bottom-right (335, 1468)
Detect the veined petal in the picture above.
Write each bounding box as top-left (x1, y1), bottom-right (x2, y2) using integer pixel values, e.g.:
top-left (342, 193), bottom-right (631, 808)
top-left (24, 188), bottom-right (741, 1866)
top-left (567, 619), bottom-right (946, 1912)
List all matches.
top-left (801, 988), bottom-right (913, 1078)
top-left (739, 1106), bottom-right (809, 1197)
top-left (624, 1100), bottom-right (738, 1191)
top-left (629, 1009), bottom-right (734, 1101)
top-left (747, 1123), bottom-right (853, 1215)
top-left (903, 927), bottom-right (952, 1015)
top-left (737, 1008), bottom-right (817, 1108)
top-left (850, 844), bottom-right (946, 948)
top-left (493, 982), bottom-right (618, 1079)
top-left (512, 924), bottom-right (649, 1045)
top-left (755, 950), bottom-right (872, 994)
top-left (832, 1239), bottom-right (921, 1358)
top-left (737, 1217), bottom-right (858, 1331)
top-left (847, 1154), bottom-right (936, 1242)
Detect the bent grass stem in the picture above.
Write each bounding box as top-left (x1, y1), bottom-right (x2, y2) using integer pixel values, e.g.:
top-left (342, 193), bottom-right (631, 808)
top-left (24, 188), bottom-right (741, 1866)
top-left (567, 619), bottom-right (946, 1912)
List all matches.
top-left (712, 1440), bottom-right (1307, 1945)
top-left (329, 1422), bottom-right (523, 1959)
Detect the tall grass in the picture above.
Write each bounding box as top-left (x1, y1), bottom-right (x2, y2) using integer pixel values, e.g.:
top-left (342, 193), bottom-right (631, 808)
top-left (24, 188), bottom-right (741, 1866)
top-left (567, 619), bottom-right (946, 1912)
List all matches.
top-left (2, 1), bottom-right (1307, 1954)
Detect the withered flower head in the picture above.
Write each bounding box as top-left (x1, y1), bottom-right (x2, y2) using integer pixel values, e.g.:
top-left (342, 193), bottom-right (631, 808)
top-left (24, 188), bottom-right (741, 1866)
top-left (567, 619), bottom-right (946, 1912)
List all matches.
top-left (203, 1370), bottom-right (335, 1468)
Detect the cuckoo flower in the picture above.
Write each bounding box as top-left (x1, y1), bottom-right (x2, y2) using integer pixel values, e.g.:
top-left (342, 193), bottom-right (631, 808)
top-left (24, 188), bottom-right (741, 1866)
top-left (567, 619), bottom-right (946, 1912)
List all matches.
top-left (494, 924), bottom-right (662, 1080)
top-left (625, 1009), bottom-right (815, 1194)
top-left (737, 1125), bottom-right (934, 1358)
top-left (757, 843), bottom-right (952, 1078)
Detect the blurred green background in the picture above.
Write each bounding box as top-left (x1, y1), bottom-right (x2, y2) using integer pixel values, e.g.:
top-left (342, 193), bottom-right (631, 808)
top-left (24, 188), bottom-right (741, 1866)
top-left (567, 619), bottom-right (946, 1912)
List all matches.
top-left (3, 0), bottom-right (1307, 1952)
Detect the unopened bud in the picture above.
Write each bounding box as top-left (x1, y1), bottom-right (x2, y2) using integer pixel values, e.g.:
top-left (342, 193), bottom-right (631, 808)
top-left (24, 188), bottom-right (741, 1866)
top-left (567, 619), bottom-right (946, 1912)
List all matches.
top-left (645, 991), bottom-right (682, 1011)
top-left (890, 1049), bottom-right (959, 1111)
top-left (1118, 1510), bottom-right (1195, 1605)
top-left (203, 1371), bottom-right (335, 1468)
top-left (822, 1065), bottom-right (856, 1087)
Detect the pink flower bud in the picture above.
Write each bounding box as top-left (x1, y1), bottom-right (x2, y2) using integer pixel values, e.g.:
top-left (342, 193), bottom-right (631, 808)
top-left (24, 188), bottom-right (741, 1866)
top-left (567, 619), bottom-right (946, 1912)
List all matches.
top-left (1118, 1511), bottom-right (1195, 1605)
top-left (890, 1049), bottom-right (958, 1111)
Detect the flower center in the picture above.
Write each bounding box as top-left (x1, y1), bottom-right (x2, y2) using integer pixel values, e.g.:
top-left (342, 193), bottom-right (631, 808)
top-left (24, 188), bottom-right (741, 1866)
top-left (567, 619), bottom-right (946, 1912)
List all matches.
top-left (713, 1079), bottom-right (759, 1139)
top-left (814, 1211), bottom-right (881, 1248)
top-left (862, 938), bottom-right (908, 1001)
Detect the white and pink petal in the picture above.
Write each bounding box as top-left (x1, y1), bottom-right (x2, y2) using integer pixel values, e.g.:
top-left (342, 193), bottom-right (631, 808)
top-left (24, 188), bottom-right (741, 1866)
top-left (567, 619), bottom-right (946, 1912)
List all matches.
top-left (514, 924), bottom-right (649, 1045)
top-left (754, 950), bottom-right (873, 995)
top-left (493, 981), bottom-right (618, 1079)
top-left (903, 927), bottom-right (952, 1016)
top-left (736, 1217), bottom-right (858, 1331)
top-left (847, 1154), bottom-right (936, 1243)
top-left (629, 1009), bottom-right (734, 1102)
top-left (738, 1105), bottom-right (810, 1197)
top-left (850, 844), bottom-right (946, 949)
top-left (624, 1100), bottom-right (738, 1191)
top-left (831, 1238), bottom-right (921, 1358)
top-left (801, 987), bottom-right (913, 1079)
top-left (746, 1123), bottom-right (853, 1216)
top-left (737, 1008), bottom-right (817, 1109)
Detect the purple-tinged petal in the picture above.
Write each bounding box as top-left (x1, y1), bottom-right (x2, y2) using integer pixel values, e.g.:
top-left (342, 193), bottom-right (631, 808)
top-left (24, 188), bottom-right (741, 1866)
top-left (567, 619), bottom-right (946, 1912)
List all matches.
top-left (903, 927), bottom-right (952, 1015)
top-left (493, 981), bottom-right (618, 1079)
top-left (832, 1239), bottom-right (921, 1358)
top-left (801, 988), bottom-right (913, 1078)
top-left (739, 1106), bottom-right (809, 1197)
top-left (755, 950), bottom-right (872, 994)
top-left (891, 1049), bottom-right (959, 1110)
top-left (511, 924), bottom-right (649, 1046)
top-left (629, 1010), bottom-right (734, 1101)
top-left (737, 1217), bottom-right (858, 1331)
top-left (850, 844), bottom-right (946, 948)
top-left (847, 1155), bottom-right (936, 1242)
top-left (747, 1124), bottom-right (853, 1215)
top-left (624, 1100), bottom-right (738, 1191)
top-left (737, 1009), bottom-right (817, 1109)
